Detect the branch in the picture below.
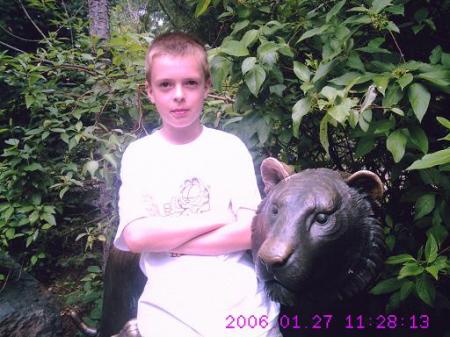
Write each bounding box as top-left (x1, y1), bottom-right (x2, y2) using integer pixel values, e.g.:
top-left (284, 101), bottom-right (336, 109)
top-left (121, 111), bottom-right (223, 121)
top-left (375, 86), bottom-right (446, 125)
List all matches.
top-left (56, 63), bottom-right (99, 76)
top-left (0, 40), bottom-right (98, 76)
top-left (0, 40), bottom-right (26, 53)
top-left (0, 24), bottom-right (40, 42)
top-left (388, 31), bottom-right (405, 63)
top-left (18, 0), bottom-right (51, 45)
top-left (207, 93), bottom-right (235, 103)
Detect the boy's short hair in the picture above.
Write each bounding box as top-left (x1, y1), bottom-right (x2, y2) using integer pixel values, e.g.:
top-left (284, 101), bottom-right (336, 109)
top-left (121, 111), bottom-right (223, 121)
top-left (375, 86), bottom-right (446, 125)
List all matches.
top-left (145, 32), bottom-right (210, 83)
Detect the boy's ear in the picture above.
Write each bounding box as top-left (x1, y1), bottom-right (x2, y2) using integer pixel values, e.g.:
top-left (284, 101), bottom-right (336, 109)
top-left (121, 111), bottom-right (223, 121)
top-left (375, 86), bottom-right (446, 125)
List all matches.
top-left (145, 80), bottom-right (155, 104)
top-left (204, 78), bottom-right (211, 97)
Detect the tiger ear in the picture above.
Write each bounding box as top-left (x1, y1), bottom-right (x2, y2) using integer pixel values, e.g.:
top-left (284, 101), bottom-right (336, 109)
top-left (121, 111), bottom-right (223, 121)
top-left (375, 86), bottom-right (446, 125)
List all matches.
top-left (260, 157), bottom-right (295, 194)
top-left (345, 170), bottom-right (384, 201)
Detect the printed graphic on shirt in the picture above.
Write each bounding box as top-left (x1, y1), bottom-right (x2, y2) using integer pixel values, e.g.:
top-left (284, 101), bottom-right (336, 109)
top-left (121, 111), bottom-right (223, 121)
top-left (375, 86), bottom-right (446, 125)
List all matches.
top-left (143, 178), bottom-right (211, 217)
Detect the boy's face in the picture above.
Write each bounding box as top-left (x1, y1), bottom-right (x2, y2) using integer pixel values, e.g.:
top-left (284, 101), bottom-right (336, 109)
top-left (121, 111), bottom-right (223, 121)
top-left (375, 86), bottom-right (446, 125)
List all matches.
top-left (146, 53), bottom-right (210, 141)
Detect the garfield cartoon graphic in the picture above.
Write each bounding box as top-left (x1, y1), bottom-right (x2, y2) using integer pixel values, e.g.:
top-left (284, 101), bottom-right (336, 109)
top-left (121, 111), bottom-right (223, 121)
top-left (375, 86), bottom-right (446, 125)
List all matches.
top-left (163, 178), bottom-right (210, 216)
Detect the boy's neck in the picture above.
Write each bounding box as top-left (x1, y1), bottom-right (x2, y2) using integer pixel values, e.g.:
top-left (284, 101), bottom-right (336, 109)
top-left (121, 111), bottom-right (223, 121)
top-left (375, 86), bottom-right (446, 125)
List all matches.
top-left (160, 123), bottom-right (204, 145)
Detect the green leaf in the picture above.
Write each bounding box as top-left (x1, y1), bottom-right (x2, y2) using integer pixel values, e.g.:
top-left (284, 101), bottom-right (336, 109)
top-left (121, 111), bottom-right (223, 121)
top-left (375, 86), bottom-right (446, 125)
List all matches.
top-left (29, 210), bottom-right (40, 224)
top-left (391, 107), bottom-right (404, 116)
top-left (437, 116), bottom-right (450, 130)
top-left (382, 83), bottom-right (403, 107)
top-left (408, 83), bottom-right (431, 122)
top-left (293, 61), bottom-right (311, 82)
top-left (427, 223), bottom-right (448, 246)
top-left (255, 118), bottom-right (271, 145)
top-left (5, 138), bottom-right (19, 146)
top-left (25, 94), bottom-right (34, 109)
top-left (312, 60), bottom-right (335, 83)
top-left (372, 74), bottom-right (390, 95)
top-left (103, 153), bottom-right (118, 169)
top-left (41, 213), bottom-right (56, 226)
top-left (416, 71), bottom-right (450, 93)
top-left (326, 0), bottom-right (346, 22)
top-left (298, 25), bottom-right (329, 42)
top-left (407, 149), bottom-right (450, 170)
top-left (355, 137), bottom-right (375, 157)
top-left (330, 72), bottom-right (361, 86)
top-left (257, 42), bottom-right (279, 66)
top-left (425, 256), bottom-right (448, 280)
top-left (397, 73), bottom-right (413, 89)
top-left (386, 21), bottom-right (400, 33)
top-left (220, 40), bottom-right (249, 57)
top-left (370, 277), bottom-right (402, 295)
top-left (5, 228), bottom-right (15, 239)
top-left (425, 265), bottom-right (440, 280)
top-left (399, 280), bottom-right (414, 300)
top-left (194, 0), bottom-right (211, 17)
top-left (88, 265), bottom-right (102, 273)
top-left (398, 262), bottom-right (424, 279)
top-left (320, 86), bottom-right (339, 102)
top-left (414, 193), bottom-right (435, 220)
top-left (292, 97), bottom-right (312, 137)
top-left (415, 274), bottom-right (435, 306)
top-left (372, 0), bottom-right (392, 13)
top-left (31, 255), bottom-right (38, 265)
top-left (424, 234), bottom-right (438, 263)
top-left (386, 235), bottom-right (395, 251)
top-left (429, 46), bottom-right (442, 64)
top-left (269, 84), bottom-right (286, 97)
top-left (59, 186), bottom-right (69, 199)
top-left (347, 52), bottom-right (365, 71)
top-left (24, 163), bottom-right (44, 172)
top-left (241, 29), bottom-right (259, 47)
top-left (231, 20), bottom-right (250, 35)
top-left (210, 56), bottom-right (232, 90)
top-left (328, 97), bottom-right (355, 124)
top-left (319, 114), bottom-right (330, 155)
top-left (241, 57), bottom-right (257, 75)
top-left (84, 160), bottom-right (99, 178)
top-left (386, 129), bottom-right (407, 162)
top-left (41, 223), bottom-right (53, 230)
top-left (385, 254), bottom-right (416, 264)
top-left (245, 65), bottom-right (266, 96)
top-left (408, 125), bottom-right (428, 154)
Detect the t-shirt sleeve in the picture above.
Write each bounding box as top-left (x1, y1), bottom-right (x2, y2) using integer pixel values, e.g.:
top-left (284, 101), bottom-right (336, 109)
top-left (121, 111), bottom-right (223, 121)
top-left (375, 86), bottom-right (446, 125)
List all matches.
top-left (229, 139), bottom-right (261, 214)
top-left (114, 143), bottom-right (148, 251)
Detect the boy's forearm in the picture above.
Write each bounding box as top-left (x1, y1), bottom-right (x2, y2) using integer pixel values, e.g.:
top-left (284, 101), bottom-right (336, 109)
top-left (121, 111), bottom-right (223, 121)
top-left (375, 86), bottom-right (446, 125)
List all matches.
top-left (171, 211), bottom-right (254, 255)
top-left (123, 215), bottom-right (225, 253)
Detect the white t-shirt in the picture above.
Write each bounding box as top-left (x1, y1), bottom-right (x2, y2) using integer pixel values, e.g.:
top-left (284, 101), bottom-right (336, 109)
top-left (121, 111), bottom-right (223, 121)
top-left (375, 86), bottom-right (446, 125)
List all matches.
top-left (114, 126), bottom-right (279, 337)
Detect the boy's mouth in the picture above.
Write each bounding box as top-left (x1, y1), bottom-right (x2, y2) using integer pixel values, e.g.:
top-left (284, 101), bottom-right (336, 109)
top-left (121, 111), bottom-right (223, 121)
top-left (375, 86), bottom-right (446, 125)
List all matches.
top-left (171, 109), bottom-right (189, 117)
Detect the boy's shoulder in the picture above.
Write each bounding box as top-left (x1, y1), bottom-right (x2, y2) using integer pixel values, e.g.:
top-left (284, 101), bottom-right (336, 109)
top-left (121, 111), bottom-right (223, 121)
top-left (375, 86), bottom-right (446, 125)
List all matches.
top-left (122, 131), bottom-right (161, 157)
top-left (204, 126), bottom-right (247, 148)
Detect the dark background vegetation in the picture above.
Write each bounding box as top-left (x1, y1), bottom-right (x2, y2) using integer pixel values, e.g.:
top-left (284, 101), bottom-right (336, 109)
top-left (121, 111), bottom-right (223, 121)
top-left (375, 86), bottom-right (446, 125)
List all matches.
top-left (0, 0), bottom-right (449, 336)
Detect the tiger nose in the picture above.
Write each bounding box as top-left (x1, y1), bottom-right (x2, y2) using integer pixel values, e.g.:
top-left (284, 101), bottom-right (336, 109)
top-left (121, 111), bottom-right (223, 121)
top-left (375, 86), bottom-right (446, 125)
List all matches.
top-left (258, 240), bottom-right (294, 269)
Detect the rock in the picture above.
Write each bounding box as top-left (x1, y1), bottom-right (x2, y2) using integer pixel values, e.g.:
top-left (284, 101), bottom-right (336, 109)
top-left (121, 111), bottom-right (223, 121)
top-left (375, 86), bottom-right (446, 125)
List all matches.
top-left (0, 252), bottom-right (63, 337)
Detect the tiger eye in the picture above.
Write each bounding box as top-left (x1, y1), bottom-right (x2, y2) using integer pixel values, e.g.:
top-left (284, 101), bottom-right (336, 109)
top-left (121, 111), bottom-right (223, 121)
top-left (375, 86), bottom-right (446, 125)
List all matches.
top-left (315, 213), bottom-right (328, 224)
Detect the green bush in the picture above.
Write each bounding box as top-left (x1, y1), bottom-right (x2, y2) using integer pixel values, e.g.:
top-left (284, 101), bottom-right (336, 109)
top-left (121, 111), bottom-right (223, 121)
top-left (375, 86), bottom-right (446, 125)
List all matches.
top-left (201, 0), bottom-right (450, 324)
top-left (0, 0), bottom-right (449, 333)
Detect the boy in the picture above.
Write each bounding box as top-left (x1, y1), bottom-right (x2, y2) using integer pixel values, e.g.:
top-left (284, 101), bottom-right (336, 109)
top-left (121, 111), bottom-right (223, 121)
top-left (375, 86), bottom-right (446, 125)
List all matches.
top-left (114, 32), bottom-right (280, 337)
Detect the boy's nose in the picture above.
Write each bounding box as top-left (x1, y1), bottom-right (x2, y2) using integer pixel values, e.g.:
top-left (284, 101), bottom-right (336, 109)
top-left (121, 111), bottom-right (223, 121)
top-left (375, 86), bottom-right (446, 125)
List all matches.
top-left (174, 84), bottom-right (185, 101)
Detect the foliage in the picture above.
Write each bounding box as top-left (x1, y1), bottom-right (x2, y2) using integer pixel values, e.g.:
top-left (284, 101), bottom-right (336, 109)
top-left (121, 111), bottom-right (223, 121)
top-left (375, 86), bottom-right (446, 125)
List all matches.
top-left (64, 264), bottom-right (104, 327)
top-left (1, 0), bottom-right (449, 334)
top-left (0, 0), bottom-right (157, 324)
top-left (199, 0), bottom-right (450, 327)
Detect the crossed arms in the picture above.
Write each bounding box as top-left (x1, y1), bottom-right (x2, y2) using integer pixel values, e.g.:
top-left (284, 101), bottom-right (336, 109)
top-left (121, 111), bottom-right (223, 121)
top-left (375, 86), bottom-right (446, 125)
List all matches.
top-left (122, 209), bottom-right (254, 255)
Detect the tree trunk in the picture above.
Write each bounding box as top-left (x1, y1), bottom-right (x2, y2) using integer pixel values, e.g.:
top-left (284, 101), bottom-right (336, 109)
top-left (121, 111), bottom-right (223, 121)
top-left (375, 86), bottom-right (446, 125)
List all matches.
top-left (88, 0), bottom-right (110, 39)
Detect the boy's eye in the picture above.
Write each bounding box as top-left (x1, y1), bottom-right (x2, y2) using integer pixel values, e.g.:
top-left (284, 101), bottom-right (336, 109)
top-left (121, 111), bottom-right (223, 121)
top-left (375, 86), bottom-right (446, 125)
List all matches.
top-left (185, 80), bottom-right (199, 87)
top-left (158, 81), bottom-right (172, 88)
